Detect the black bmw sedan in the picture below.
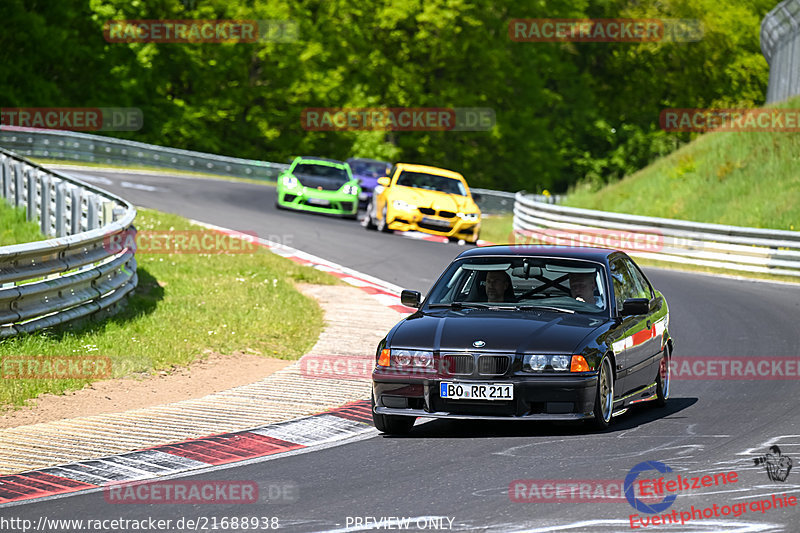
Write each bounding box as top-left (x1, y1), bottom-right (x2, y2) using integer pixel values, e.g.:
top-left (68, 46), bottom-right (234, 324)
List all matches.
top-left (371, 246), bottom-right (673, 434)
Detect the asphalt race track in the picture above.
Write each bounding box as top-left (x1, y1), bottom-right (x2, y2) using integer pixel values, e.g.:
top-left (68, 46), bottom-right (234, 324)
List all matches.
top-left (7, 168), bottom-right (800, 532)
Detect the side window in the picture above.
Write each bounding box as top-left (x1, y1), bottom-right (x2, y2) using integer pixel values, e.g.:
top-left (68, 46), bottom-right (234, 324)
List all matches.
top-left (610, 259), bottom-right (637, 308)
top-left (622, 258), bottom-right (652, 300)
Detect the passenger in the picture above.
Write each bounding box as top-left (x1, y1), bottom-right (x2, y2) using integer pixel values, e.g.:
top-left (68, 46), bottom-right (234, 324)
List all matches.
top-left (569, 272), bottom-right (600, 306)
top-left (485, 271), bottom-right (514, 303)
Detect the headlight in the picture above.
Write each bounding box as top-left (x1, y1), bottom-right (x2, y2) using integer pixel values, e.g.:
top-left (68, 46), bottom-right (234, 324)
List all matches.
top-left (282, 175), bottom-right (299, 188)
top-left (391, 349), bottom-right (434, 369)
top-left (341, 184), bottom-right (359, 195)
top-left (522, 354), bottom-right (576, 372)
top-left (457, 212), bottom-right (479, 222)
top-left (393, 200), bottom-right (415, 211)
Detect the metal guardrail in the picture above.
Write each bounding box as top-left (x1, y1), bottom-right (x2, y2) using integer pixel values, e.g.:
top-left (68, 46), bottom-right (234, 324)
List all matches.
top-left (0, 126), bottom-right (289, 181)
top-left (0, 148), bottom-right (138, 337)
top-left (513, 192), bottom-right (800, 277)
top-left (0, 127), bottom-right (521, 213)
top-left (762, 0), bottom-right (800, 103)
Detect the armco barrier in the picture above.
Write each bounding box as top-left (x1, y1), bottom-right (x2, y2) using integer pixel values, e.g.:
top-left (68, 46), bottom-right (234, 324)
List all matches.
top-left (0, 148), bottom-right (137, 337)
top-left (0, 126), bottom-right (518, 213)
top-left (0, 126), bottom-right (287, 181)
top-left (513, 192), bottom-right (800, 277)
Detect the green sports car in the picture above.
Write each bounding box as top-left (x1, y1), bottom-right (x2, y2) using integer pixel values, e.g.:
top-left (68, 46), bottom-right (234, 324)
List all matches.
top-left (276, 157), bottom-right (361, 218)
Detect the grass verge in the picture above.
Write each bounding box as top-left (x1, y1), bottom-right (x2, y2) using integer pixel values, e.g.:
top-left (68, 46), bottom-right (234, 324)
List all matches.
top-left (0, 201), bottom-right (45, 246)
top-left (563, 97), bottom-right (800, 232)
top-left (0, 208), bottom-right (338, 408)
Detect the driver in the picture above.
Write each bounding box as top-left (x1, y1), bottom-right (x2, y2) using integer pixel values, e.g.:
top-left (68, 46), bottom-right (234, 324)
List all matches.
top-left (486, 271), bottom-right (513, 303)
top-left (569, 272), bottom-right (601, 306)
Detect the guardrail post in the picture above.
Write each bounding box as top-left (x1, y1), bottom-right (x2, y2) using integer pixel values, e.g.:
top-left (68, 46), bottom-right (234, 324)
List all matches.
top-left (40, 175), bottom-right (52, 236)
top-left (102, 201), bottom-right (114, 226)
top-left (14, 163), bottom-right (24, 207)
top-left (55, 182), bottom-right (67, 237)
top-left (26, 168), bottom-right (36, 222)
top-left (0, 157), bottom-right (7, 201)
top-left (87, 194), bottom-right (100, 230)
top-left (71, 187), bottom-right (82, 234)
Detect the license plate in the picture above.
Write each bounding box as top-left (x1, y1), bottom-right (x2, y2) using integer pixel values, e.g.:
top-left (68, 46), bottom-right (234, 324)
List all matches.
top-left (440, 382), bottom-right (513, 400)
top-left (307, 198), bottom-right (330, 207)
top-left (422, 216), bottom-right (450, 228)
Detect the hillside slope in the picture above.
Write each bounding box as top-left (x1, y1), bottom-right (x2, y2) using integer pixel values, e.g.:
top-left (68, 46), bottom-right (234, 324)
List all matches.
top-left (564, 97), bottom-right (800, 232)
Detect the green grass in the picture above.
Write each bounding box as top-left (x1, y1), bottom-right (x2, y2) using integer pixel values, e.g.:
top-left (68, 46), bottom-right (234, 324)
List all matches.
top-left (0, 208), bottom-right (338, 408)
top-left (479, 214), bottom-right (514, 244)
top-left (32, 158), bottom-right (277, 187)
top-left (0, 201), bottom-right (45, 246)
top-left (563, 97), bottom-right (800, 232)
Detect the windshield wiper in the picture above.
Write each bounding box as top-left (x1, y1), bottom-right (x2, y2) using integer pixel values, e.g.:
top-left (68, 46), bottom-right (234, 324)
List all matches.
top-left (515, 305), bottom-right (575, 314)
top-left (428, 302), bottom-right (491, 310)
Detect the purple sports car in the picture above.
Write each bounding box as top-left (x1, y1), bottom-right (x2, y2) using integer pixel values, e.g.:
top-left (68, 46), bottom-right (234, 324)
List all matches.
top-left (346, 158), bottom-right (393, 209)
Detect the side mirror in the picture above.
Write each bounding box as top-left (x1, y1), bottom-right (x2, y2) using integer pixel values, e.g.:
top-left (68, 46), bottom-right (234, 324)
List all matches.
top-left (621, 298), bottom-right (649, 316)
top-left (400, 290), bottom-right (421, 308)
top-left (471, 192), bottom-right (482, 202)
top-left (377, 177), bottom-right (391, 187)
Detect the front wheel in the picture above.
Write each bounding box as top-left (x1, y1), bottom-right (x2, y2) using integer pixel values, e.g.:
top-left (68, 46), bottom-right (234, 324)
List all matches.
top-left (655, 349), bottom-right (670, 407)
top-left (592, 357), bottom-right (614, 429)
top-left (372, 396), bottom-right (415, 435)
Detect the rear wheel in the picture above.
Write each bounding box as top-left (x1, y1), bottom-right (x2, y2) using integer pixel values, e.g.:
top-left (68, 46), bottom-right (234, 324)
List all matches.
top-left (592, 357), bottom-right (614, 429)
top-left (371, 395), bottom-right (415, 435)
top-left (655, 348), bottom-right (670, 407)
top-left (377, 206), bottom-right (390, 233)
top-left (362, 201), bottom-right (377, 229)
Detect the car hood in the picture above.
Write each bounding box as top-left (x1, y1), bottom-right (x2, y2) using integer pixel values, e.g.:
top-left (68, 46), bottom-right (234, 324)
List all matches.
top-left (294, 173), bottom-right (350, 190)
top-left (353, 174), bottom-right (379, 191)
top-left (394, 187), bottom-right (478, 213)
top-left (389, 309), bottom-right (606, 353)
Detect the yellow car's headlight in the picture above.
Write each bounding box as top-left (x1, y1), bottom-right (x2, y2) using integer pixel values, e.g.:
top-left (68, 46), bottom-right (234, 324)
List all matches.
top-left (393, 200), bottom-right (415, 211)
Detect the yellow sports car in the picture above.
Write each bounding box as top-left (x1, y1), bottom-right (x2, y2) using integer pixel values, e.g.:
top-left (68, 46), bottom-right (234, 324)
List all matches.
top-left (362, 163), bottom-right (481, 243)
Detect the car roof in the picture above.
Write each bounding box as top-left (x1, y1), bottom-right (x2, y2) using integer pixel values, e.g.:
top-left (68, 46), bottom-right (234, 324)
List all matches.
top-left (456, 245), bottom-right (620, 263)
top-left (394, 163), bottom-right (464, 180)
top-left (346, 157), bottom-right (390, 164)
top-left (296, 156), bottom-right (347, 166)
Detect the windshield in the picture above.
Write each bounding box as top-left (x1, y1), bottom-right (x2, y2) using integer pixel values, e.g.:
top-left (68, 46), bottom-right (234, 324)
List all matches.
top-left (426, 256), bottom-right (608, 314)
top-left (349, 160), bottom-right (391, 177)
top-left (293, 162), bottom-right (349, 182)
top-left (395, 171), bottom-right (467, 196)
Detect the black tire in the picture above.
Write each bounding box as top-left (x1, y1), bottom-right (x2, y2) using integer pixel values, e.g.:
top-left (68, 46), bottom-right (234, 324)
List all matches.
top-left (361, 201), bottom-right (377, 229)
top-left (371, 396), bottom-right (415, 435)
top-left (377, 205), bottom-right (390, 233)
top-left (655, 348), bottom-right (670, 408)
top-left (592, 357), bottom-right (614, 429)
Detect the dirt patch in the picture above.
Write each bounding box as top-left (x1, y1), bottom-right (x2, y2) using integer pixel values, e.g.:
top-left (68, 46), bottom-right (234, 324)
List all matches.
top-left (0, 351), bottom-right (291, 429)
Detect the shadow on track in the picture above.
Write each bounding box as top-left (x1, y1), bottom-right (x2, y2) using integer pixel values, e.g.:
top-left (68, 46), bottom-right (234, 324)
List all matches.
top-left (380, 397), bottom-right (698, 439)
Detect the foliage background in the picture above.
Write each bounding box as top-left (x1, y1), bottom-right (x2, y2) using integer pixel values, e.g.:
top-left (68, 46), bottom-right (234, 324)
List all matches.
top-left (0, 0), bottom-right (776, 192)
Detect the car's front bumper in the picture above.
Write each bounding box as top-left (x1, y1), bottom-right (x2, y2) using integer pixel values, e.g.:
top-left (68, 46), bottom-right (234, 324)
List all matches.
top-left (278, 187), bottom-right (359, 215)
top-left (386, 208), bottom-right (480, 242)
top-left (372, 373), bottom-right (598, 420)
